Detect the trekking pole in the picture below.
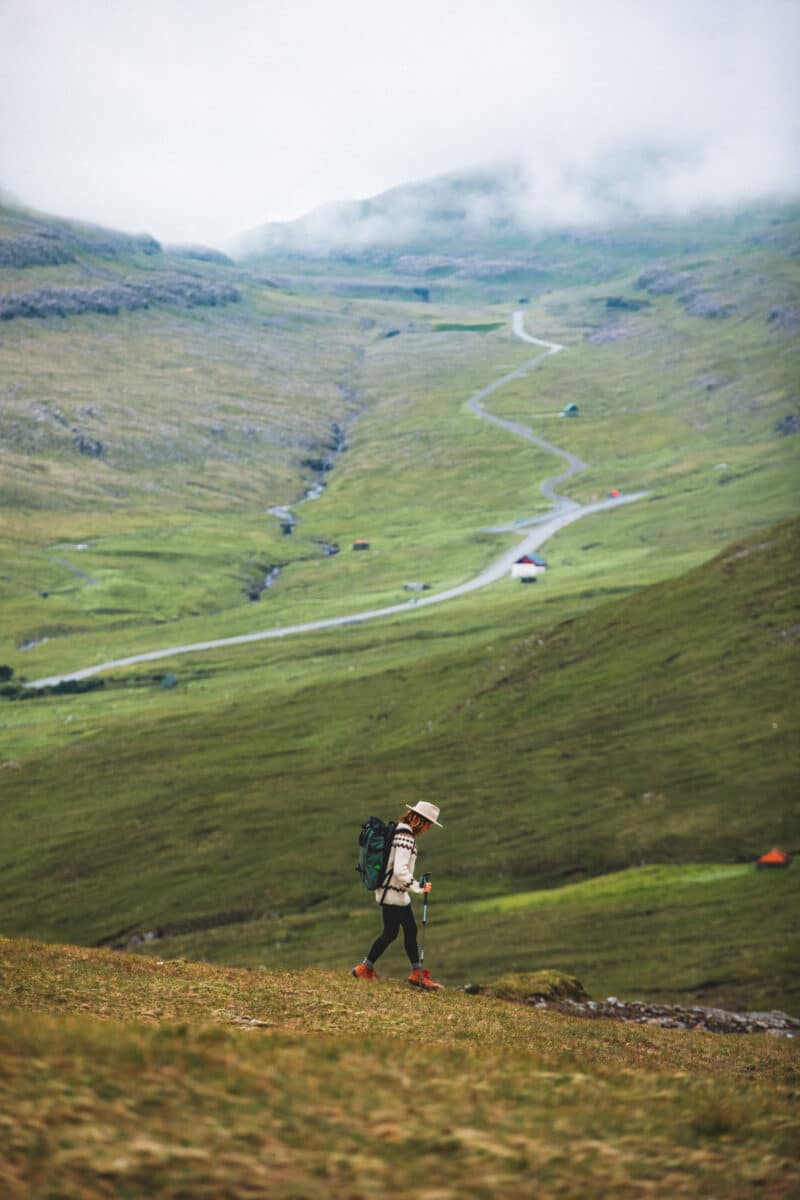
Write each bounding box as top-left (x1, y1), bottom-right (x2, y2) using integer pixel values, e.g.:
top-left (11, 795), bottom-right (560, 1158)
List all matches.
top-left (419, 873), bottom-right (431, 968)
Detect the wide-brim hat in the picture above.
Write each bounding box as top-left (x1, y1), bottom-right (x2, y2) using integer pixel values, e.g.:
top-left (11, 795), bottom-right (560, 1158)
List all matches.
top-left (408, 801), bottom-right (443, 827)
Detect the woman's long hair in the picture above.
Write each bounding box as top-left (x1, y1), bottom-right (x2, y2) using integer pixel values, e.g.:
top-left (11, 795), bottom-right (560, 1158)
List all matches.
top-left (401, 810), bottom-right (430, 834)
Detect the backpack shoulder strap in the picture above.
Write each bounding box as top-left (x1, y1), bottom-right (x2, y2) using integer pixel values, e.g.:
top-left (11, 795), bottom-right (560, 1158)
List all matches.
top-left (378, 820), bottom-right (399, 903)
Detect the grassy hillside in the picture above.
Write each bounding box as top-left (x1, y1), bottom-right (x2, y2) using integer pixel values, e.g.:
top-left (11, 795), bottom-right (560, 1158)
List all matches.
top-left (2, 519), bottom-right (797, 1011)
top-left (2, 197), bottom-right (797, 686)
top-left (1, 195), bottom-right (558, 676)
top-left (1, 936), bottom-right (798, 1199)
top-left (0, 200), bottom-right (368, 674)
top-left (1, 194), bottom-right (798, 1021)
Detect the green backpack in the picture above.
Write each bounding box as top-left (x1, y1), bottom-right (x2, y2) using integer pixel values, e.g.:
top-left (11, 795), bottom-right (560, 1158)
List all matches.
top-left (356, 816), bottom-right (397, 891)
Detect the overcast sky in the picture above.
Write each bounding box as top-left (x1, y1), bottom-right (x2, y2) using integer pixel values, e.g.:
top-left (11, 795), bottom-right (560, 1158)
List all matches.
top-left (1, 0), bottom-right (798, 247)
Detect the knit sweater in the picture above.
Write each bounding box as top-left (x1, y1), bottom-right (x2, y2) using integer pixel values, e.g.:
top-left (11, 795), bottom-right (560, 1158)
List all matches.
top-left (376, 823), bottom-right (425, 906)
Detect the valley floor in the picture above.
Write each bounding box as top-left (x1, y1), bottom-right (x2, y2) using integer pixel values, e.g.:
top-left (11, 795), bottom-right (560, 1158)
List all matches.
top-left (23, 311), bottom-right (646, 689)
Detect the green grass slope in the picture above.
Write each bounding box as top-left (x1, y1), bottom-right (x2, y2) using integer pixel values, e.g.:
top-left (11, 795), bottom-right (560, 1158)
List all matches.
top-left (2, 519), bottom-right (797, 1010)
top-left (1, 937), bottom-right (798, 1199)
top-left (0, 196), bottom-right (380, 665)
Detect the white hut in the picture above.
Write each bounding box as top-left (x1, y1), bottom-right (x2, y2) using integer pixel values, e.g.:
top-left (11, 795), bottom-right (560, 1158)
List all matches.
top-left (511, 553), bottom-right (548, 581)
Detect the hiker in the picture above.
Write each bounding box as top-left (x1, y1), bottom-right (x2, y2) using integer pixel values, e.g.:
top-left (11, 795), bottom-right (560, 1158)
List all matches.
top-left (352, 801), bottom-right (444, 990)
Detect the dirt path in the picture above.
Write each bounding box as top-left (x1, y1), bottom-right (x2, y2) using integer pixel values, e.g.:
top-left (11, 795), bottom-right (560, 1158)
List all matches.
top-left (27, 313), bottom-right (647, 688)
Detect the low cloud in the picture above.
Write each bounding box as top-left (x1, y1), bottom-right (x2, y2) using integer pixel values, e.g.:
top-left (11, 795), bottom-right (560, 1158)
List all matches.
top-left (511, 134), bottom-right (800, 228)
top-left (0, 0), bottom-right (797, 245)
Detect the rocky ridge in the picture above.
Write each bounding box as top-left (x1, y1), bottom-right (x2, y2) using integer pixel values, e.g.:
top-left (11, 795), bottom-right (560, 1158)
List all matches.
top-left (465, 970), bottom-right (799, 1036)
top-left (0, 276), bottom-right (240, 320)
top-left (532, 995), bottom-right (799, 1036)
top-left (0, 225), bottom-right (160, 268)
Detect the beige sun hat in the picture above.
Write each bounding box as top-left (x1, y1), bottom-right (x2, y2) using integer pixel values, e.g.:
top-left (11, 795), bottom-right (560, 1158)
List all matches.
top-left (408, 801), bottom-right (443, 827)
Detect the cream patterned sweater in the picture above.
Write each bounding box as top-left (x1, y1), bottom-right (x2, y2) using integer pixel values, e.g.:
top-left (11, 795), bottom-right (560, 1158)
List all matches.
top-left (375, 823), bottom-right (425, 906)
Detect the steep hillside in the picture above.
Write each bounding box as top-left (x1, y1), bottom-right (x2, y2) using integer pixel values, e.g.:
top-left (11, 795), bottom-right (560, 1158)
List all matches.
top-left (1, 937), bottom-right (798, 1200)
top-left (0, 197), bottom-right (387, 666)
top-left (2, 520), bottom-right (797, 1010)
top-left (0, 197), bottom-right (363, 509)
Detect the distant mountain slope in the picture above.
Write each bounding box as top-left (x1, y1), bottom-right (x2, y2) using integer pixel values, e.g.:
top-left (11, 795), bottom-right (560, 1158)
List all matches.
top-left (0, 194), bottom-right (162, 261)
top-left (236, 165), bottom-right (528, 256)
top-left (0, 194), bottom-right (382, 652)
top-left (0, 198), bottom-right (240, 319)
top-left (235, 165), bottom-right (800, 300)
top-left (0, 194), bottom-right (367, 512)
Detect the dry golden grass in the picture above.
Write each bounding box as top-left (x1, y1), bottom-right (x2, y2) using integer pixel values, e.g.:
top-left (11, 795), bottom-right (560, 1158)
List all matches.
top-left (1, 937), bottom-right (798, 1199)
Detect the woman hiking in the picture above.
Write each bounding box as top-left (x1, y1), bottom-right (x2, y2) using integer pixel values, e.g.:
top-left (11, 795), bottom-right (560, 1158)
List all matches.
top-left (352, 801), bottom-right (444, 990)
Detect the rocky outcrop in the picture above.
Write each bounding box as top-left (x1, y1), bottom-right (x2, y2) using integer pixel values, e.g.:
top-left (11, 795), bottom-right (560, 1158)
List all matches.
top-left (72, 433), bottom-right (104, 458)
top-left (683, 293), bottom-right (736, 319)
top-left (637, 266), bottom-right (694, 295)
top-left (0, 276), bottom-right (240, 321)
top-left (637, 265), bottom-right (735, 319)
top-left (605, 295), bottom-right (650, 311)
top-left (0, 234), bottom-right (76, 268)
top-left (0, 226), bottom-right (160, 268)
top-left (589, 323), bottom-right (635, 344)
top-left (768, 304), bottom-right (799, 333)
top-left (466, 969), bottom-right (589, 1004)
top-left (553, 996), bottom-right (799, 1036)
top-left (464, 970), bottom-right (799, 1036)
top-left (775, 413), bottom-right (800, 437)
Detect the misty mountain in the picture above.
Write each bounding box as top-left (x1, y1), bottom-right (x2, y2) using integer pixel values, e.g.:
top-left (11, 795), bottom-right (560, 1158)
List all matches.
top-left (236, 166), bottom-right (530, 258)
top-left (234, 163), bottom-right (800, 301)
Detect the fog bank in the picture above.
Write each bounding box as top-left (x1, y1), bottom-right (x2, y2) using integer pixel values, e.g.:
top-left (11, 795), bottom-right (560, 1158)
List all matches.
top-left (1, 0), bottom-right (797, 245)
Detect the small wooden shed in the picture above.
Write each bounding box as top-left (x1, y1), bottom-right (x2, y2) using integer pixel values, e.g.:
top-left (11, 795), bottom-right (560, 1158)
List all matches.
top-left (511, 553), bottom-right (548, 581)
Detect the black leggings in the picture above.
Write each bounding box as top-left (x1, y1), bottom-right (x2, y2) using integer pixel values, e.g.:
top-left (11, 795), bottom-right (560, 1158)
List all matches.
top-left (367, 904), bottom-right (419, 965)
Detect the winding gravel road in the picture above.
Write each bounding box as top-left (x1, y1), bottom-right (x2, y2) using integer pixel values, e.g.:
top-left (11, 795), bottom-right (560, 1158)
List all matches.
top-left (27, 312), bottom-right (647, 688)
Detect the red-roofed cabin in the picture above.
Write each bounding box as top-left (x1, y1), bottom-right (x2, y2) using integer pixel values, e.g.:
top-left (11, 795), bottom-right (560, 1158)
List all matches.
top-left (511, 553), bottom-right (548, 582)
top-left (756, 848), bottom-right (792, 869)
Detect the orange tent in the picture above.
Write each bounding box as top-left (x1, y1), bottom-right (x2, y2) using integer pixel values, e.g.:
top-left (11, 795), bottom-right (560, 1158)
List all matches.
top-left (756, 848), bottom-right (792, 868)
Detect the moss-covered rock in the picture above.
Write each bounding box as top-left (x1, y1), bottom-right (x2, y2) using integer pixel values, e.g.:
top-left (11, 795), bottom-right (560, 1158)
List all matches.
top-left (485, 969), bottom-right (590, 1004)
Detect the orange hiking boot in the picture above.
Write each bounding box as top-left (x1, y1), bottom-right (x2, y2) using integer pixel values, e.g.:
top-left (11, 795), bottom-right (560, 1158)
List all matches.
top-left (408, 967), bottom-right (443, 990)
top-left (352, 963), bottom-right (378, 980)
